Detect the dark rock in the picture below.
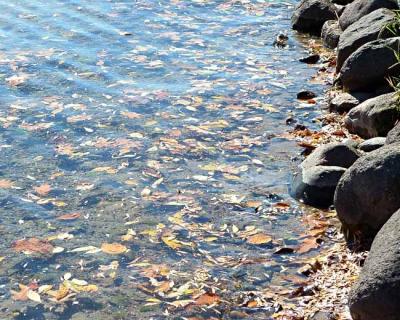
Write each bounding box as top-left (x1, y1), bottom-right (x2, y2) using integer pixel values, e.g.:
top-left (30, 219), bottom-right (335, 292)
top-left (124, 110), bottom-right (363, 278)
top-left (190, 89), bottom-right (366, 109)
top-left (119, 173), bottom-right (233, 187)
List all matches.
top-left (344, 93), bottom-right (400, 138)
top-left (329, 92), bottom-right (361, 113)
top-left (321, 20), bottom-right (342, 49)
top-left (337, 8), bottom-right (395, 71)
top-left (334, 4), bottom-right (346, 16)
top-left (299, 54), bottom-right (320, 64)
top-left (332, 0), bottom-right (354, 4)
top-left (349, 208), bottom-right (400, 320)
top-left (386, 121), bottom-right (400, 144)
top-left (339, 0), bottom-right (399, 31)
top-left (291, 166), bottom-right (346, 208)
top-left (292, 0), bottom-right (337, 34)
top-left (339, 37), bottom-right (400, 92)
top-left (301, 142), bottom-right (360, 169)
top-left (297, 90), bottom-right (316, 100)
top-left (334, 143), bottom-right (400, 238)
top-left (358, 137), bottom-right (386, 152)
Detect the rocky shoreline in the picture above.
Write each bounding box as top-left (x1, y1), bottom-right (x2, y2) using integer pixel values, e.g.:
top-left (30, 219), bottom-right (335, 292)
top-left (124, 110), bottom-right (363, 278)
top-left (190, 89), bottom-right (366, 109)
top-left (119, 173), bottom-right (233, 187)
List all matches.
top-left (290, 0), bottom-right (400, 319)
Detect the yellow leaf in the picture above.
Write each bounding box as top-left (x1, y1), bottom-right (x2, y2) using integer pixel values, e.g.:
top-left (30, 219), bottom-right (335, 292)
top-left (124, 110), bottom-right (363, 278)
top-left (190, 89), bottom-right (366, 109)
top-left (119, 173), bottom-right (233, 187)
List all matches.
top-left (161, 236), bottom-right (182, 250)
top-left (27, 290), bottom-right (41, 303)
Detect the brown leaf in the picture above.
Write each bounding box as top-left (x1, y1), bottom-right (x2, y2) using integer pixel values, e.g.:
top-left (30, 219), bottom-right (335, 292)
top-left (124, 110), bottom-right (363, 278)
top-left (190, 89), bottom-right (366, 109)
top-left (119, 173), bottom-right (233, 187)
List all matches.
top-left (297, 237), bottom-right (319, 254)
top-left (246, 233), bottom-right (272, 245)
top-left (12, 238), bottom-right (54, 255)
top-left (56, 212), bottom-right (81, 221)
top-left (34, 184), bottom-right (51, 196)
top-left (194, 293), bottom-right (220, 306)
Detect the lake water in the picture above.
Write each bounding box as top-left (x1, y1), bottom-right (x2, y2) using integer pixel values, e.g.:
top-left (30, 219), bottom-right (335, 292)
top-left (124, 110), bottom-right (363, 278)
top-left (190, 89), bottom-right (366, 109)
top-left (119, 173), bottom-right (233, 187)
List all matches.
top-left (0, 0), bottom-right (327, 319)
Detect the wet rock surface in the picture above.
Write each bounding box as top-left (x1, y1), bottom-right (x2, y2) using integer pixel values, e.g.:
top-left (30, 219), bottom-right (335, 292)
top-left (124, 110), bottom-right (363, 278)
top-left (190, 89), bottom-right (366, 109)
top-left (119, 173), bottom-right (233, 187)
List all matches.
top-left (291, 165), bottom-right (346, 208)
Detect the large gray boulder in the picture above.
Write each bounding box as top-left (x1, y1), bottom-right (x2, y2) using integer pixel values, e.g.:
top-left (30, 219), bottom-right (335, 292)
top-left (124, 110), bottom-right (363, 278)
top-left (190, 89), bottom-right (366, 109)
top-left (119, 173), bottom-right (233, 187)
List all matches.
top-left (386, 121), bottom-right (400, 144)
top-left (339, 0), bottom-right (399, 31)
top-left (337, 8), bottom-right (395, 71)
top-left (344, 93), bottom-right (400, 139)
top-left (301, 142), bottom-right (360, 169)
top-left (339, 37), bottom-right (400, 92)
top-left (291, 166), bottom-right (346, 208)
top-left (292, 0), bottom-right (337, 34)
top-left (334, 143), bottom-right (400, 238)
top-left (321, 20), bottom-right (342, 49)
top-left (349, 208), bottom-right (400, 320)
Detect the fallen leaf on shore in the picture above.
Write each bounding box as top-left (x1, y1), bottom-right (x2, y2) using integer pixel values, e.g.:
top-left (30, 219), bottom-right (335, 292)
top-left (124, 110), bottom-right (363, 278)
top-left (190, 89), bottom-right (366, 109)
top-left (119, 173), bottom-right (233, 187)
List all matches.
top-left (101, 243), bottom-right (128, 254)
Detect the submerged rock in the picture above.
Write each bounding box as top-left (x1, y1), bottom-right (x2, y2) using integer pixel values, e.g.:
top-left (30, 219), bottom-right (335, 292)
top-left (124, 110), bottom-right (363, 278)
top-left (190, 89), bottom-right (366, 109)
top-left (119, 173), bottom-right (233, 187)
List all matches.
top-left (339, 0), bottom-right (399, 31)
top-left (386, 121), bottom-right (400, 144)
top-left (339, 37), bottom-right (400, 92)
top-left (299, 54), bottom-right (320, 64)
top-left (358, 137), bottom-right (386, 152)
top-left (292, 0), bottom-right (337, 34)
top-left (337, 8), bottom-right (395, 71)
top-left (297, 90), bottom-right (316, 100)
top-left (321, 20), bottom-right (342, 49)
top-left (344, 93), bottom-right (400, 139)
top-left (291, 165), bottom-right (346, 208)
top-left (301, 142), bottom-right (360, 169)
top-left (334, 143), bottom-right (400, 239)
top-left (349, 208), bottom-right (400, 320)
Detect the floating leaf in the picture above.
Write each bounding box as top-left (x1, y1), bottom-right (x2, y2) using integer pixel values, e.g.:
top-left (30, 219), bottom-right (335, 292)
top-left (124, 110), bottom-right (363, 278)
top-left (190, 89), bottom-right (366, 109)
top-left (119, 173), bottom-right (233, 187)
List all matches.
top-left (12, 238), bottom-right (54, 255)
top-left (101, 243), bottom-right (128, 255)
top-left (56, 212), bottom-right (81, 221)
top-left (34, 184), bottom-right (51, 196)
top-left (194, 293), bottom-right (220, 306)
top-left (247, 233), bottom-right (272, 245)
top-left (297, 237), bottom-right (319, 254)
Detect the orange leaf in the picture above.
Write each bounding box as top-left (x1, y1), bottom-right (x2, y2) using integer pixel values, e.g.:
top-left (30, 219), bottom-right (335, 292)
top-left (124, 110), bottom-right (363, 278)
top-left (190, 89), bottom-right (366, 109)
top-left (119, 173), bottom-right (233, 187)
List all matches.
top-left (0, 179), bottom-right (14, 189)
top-left (56, 212), bottom-right (81, 221)
top-left (101, 243), bottom-right (128, 254)
top-left (34, 184), bottom-right (51, 196)
top-left (247, 233), bottom-right (272, 245)
top-left (12, 238), bottom-right (54, 255)
top-left (297, 237), bottom-right (319, 254)
top-left (194, 293), bottom-right (220, 306)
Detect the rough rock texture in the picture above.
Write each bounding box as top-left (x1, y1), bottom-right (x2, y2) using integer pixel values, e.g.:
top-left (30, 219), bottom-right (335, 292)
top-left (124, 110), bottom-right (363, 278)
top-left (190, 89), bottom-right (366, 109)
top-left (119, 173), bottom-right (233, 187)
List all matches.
top-left (339, 37), bottom-right (400, 92)
top-left (337, 8), bottom-right (395, 71)
top-left (386, 121), bottom-right (400, 144)
top-left (329, 92), bottom-right (361, 113)
top-left (349, 208), bottom-right (400, 320)
top-left (292, 0), bottom-right (337, 34)
top-left (344, 93), bottom-right (400, 139)
top-left (339, 0), bottom-right (399, 31)
top-left (358, 137), bottom-right (386, 152)
top-left (291, 166), bottom-right (346, 208)
top-left (334, 143), bottom-right (400, 238)
top-left (301, 142), bottom-right (360, 169)
top-left (321, 20), bottom-right (342, 49)
top-left (332, 0), bottom-right (354, 4)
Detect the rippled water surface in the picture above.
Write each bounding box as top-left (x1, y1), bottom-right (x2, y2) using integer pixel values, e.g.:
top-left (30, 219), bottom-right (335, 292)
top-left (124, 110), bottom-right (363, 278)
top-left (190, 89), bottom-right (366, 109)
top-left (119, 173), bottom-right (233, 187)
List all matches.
top-left (0, 0), bottom-right (327, 319)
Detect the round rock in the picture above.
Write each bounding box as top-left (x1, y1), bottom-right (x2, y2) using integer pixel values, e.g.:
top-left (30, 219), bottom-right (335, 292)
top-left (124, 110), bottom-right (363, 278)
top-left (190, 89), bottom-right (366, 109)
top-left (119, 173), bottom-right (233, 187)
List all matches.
top-left (334, 143), bottom-right (400, 238)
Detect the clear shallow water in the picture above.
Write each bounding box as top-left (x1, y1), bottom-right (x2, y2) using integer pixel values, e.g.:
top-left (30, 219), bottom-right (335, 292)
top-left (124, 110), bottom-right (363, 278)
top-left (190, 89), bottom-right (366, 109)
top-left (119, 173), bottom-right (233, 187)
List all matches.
top-left (0, 0), bottom-right (326, 319)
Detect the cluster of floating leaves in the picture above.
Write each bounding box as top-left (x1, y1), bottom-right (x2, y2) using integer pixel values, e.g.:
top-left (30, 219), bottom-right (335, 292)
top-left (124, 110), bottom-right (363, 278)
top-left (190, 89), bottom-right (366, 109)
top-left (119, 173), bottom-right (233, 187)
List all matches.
top-left (0, 0), bottom-right (341, 319)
